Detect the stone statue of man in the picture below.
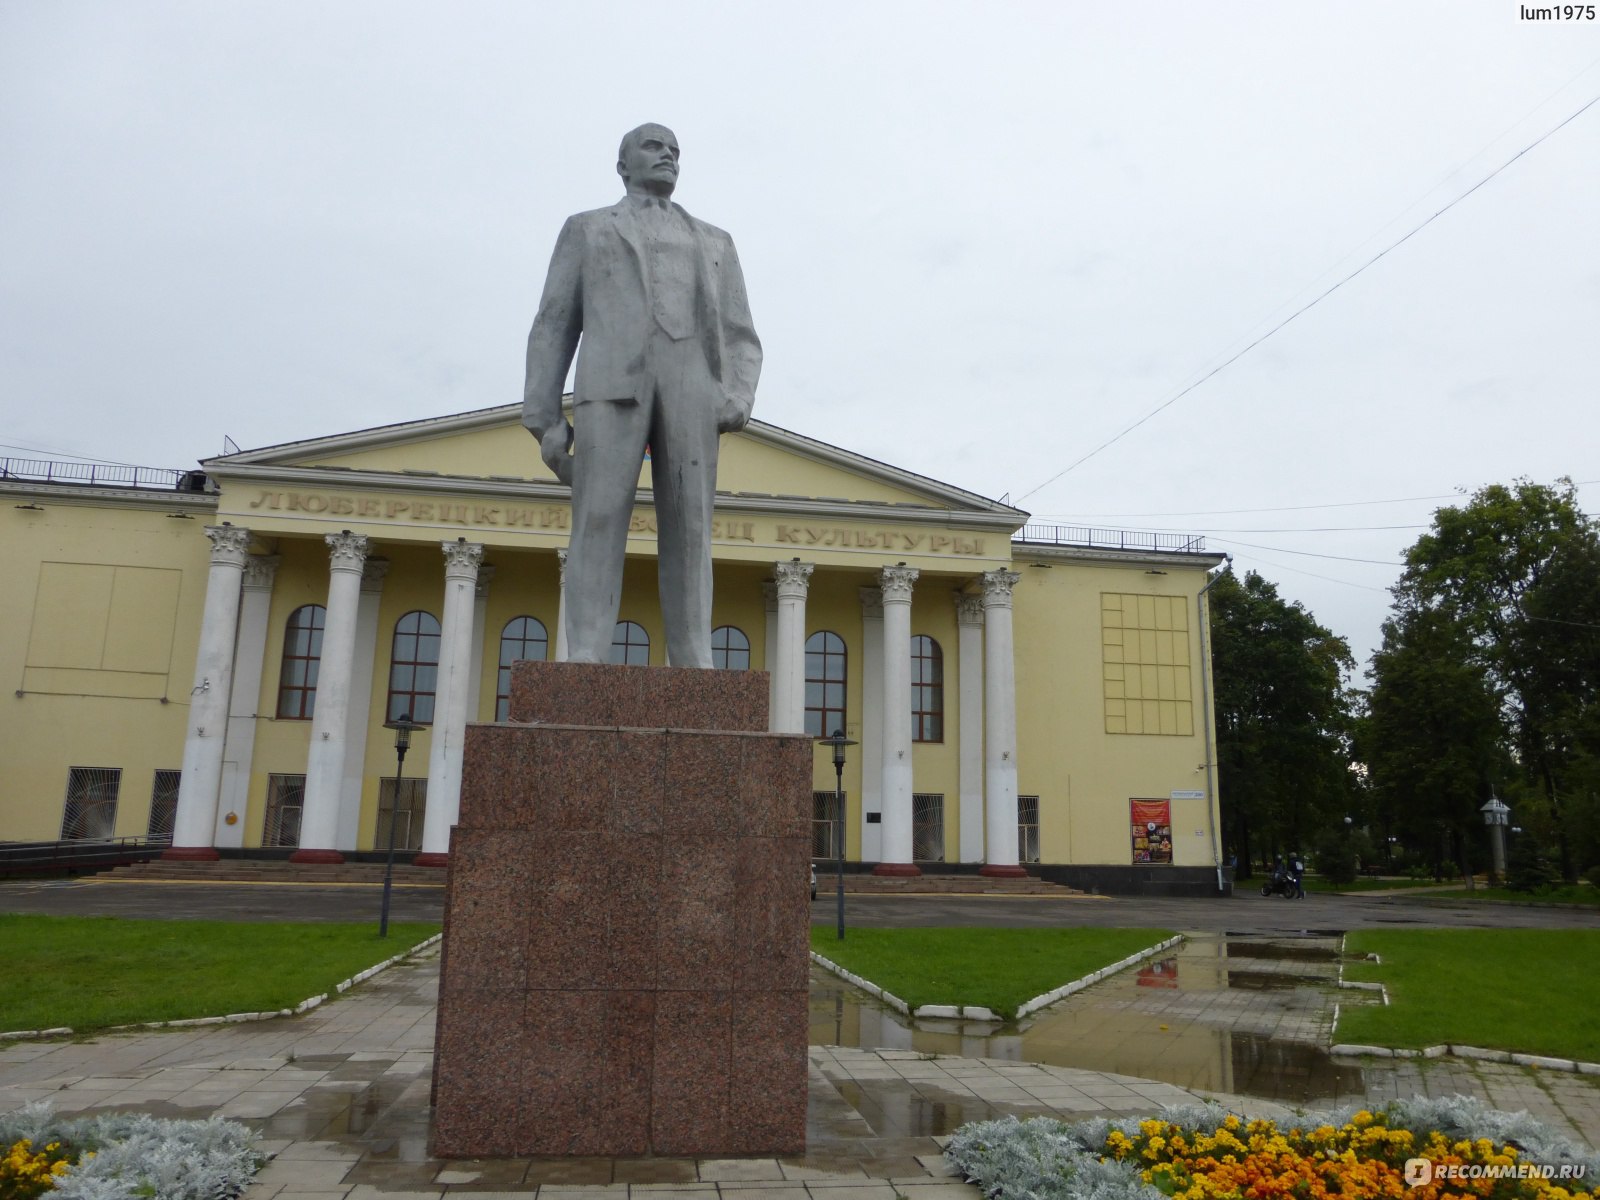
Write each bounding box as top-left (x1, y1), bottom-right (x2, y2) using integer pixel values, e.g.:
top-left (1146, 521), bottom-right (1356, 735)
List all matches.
top-left (522, 123), bottom-right (762, 669)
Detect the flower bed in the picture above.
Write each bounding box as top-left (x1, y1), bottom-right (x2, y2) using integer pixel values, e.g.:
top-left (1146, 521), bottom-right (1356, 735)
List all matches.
top-left (945, 1097), bottom-right (1600, 1200)
top-left (0, 1103), bottom-right (260, 1200)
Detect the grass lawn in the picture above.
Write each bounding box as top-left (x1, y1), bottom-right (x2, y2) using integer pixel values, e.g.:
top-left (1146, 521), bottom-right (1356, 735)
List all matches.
top-left (1340, 929), bottom-right (1600, 1063)
top-left (810, 926), bottom-right (1175, 1020)
top-left (1424, 884), bottom-right (1600, 906)
top-left (1301, 877), bottom-right (1457, 893)
top-left (0, 915), bottom-right (439, 1034)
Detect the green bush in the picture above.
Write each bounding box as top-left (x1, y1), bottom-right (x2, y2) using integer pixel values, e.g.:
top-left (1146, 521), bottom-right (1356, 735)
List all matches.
top-left (1313, 829), bottom-right (1359, 885)
top-left (1583, 863), bottom-right (1600, 892)
top-left (1505, 840), bottom-right (1561, 894)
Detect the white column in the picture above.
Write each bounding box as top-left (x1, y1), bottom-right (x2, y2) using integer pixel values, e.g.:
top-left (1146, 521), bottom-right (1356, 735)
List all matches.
top-left (875, 564), bottom-right (919, 876)
top-left (166, 524), bottom-right (252, 859)
top-left (466, 564), bottom-right (494, 722)
top-left (762, 582), bottom-right (779, 720)
top-left (291, 531), bottom-right (368, 863)
top-left (981, 569), bottom-right (1027, 877)
top-left (417, 539), bottom-right (485, 865)
top-left (955, 592), bottom-right (986, 864)
top-left (554, 549), bottom-right (569, 662)
top-left (770, 559), bottom-right (814, 734)
top-left (858, 586), bottom-right (885, 862)
top-left (216, 553), bottom-right (279, 850)
top-left (335, 558), bottom-right (388, 852)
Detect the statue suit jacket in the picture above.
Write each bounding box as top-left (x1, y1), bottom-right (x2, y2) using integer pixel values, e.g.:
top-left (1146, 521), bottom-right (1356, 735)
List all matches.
top-left (522, 198), bottom-right (762, 440)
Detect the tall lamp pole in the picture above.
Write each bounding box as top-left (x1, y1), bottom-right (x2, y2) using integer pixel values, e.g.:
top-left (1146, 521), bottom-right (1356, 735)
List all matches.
top-left (816, 729), bottom-right (856, 940)
top-left (380, 713), bottom-right (422, 937)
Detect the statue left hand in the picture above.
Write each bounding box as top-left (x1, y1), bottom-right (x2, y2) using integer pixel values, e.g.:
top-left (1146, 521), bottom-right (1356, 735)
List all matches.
top-left (716, 393), bottom-right (751, 434)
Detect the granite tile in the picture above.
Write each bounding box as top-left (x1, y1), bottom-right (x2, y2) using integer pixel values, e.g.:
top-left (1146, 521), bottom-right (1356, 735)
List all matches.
top-left (605, 834), bottom-right (661, 991)
top-left (458, 724), bottom-right (539, 829)
top-left (431, 990), bottom-right (527, 1157)
top-left (521, 990), bottom-right (605, 1155)
top-left (508, 661), bottom-right (631, 726)
top-left (647, 667), bottom-right (768, 732)
top-left (531, 728), bottom-right (616, 831)
top-left (737, 736), bottom-right (813, 838)
top-left (728, 993), bottom-right (809, 1154)
top-left (662, 734), bottom-right (743, 836)
top-left (596, 990), bottom-right (656, 1155)
top-left (526, 834), bottom-right (609, 990)
top-left (609, 731), bottom-right (666, 834)
top-left (652, 991), bottom-right (731, 1155)
top-left (656, 839), bottom-right (736, 991)
top-left (439, 829), bottom-right (537, 994)
top-left (732, 837), bottom-right (811, 993)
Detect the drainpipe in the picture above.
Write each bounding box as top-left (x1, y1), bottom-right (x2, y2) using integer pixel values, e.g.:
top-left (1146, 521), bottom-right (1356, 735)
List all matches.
top-left (1196, 554), bottom-right (1232, 894)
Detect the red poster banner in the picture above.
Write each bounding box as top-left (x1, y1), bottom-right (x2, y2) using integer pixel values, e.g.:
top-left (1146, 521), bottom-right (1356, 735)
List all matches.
top-left (1130, 799), bottom-right (1173, 865)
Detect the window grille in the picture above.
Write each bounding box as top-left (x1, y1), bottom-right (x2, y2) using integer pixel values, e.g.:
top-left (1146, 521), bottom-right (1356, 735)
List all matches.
top-left (61, 767), bottom-right (121, 840)
top-left (1018, 794), bottom-right (1041, 864)
top-left (276, 604), bottom-right (326, 719)
top-left (611, 620), bottom-right (650, 666)
top-left (263, 774), bottom-right (306, 848)
top-left (377, 778), bottom-right (428, 851)
top-left (148, 770), bottom-right (181, 841)
top-left (496, 616), bottom-right (548, 720)
top-left (912, 635), bottom-right (944, 742)
top-left (387, 611), bottom-right (442, 723)
top-left (804, 631), bottom-right (847, 738)
top-left (711, 625), bottom-right (751, 670)
top-left (812, 790), bottom-right (843, 860)
top-left (912, 792), bottom-right (945, 863)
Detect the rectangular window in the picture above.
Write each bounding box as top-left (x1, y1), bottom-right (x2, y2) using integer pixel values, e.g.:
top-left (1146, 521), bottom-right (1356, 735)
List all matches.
top-left (61, 767), bottom-right (121, 839)
top-left (1018, 794), bottom-right (1040, 864)
top-left (263, 774), bottom-right (306, 848)
top-left (377, 778), bottom-right (428, 852)
top-left (1131, 798), bottom-right (1173, 865)
top-left (1101, 593), bottom-right (1195, 736)
top-left (148, 770), bottom-right (181, 840)
top-left (912, 792), bottom-right (945, 863)
top-left (812, 790), bottom-right (842, 860)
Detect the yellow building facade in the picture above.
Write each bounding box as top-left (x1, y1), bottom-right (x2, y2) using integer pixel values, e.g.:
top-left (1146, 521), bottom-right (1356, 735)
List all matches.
top-left (1, 406), bottom-right (1228, 894)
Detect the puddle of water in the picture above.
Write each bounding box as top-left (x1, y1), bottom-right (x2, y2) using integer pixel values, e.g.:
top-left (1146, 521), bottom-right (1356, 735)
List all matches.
top-left (810, 933), bottom-right (1366, 1105)
top-left (832, 1079), bottom-right (1004, 1136)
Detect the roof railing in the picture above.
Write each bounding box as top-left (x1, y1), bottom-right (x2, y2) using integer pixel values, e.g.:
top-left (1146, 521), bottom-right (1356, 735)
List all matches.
top-left (1014, 523), bottom-right (1207, 554)
top-left (0, 457), bottom-right (190, 490)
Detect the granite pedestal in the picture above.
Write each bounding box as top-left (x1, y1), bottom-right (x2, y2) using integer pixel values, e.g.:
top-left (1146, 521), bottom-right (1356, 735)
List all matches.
top-left (431, 661), bottom-right (812, 1158)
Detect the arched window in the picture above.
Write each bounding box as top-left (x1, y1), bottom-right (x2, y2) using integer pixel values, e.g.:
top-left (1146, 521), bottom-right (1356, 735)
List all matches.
top-left (387, 611), bottom-right (441, 723)
top-left (611, 620), bottom-right (650, 666)
top-left (711, 625), bottom-right (751, 670)
top-left (805, 631), bottom-right (847, 738)
top-left (912, 635), bottom-right (944, 743)
top-left (496, 616), bottom-right (549, 720)
top-left (276, 605), bottom-right (326, 719)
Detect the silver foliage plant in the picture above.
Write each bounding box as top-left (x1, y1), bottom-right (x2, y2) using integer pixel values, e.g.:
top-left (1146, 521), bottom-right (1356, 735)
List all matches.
top-left (944, 1096), bottom-right (1600, 1200)
top-left (0, 1102), bottom-right (262, 1199)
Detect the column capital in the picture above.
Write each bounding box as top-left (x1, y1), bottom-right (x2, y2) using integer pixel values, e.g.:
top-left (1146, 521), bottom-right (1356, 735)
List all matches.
top-left (204, 524), bottom-right (252, 567)
top-left (325, 531), bottom-right (369, 573)
top-left (241, 554), bottom-right (281, 591)
top-left (774, 559), bottom-right (814, 599)
top-left (955, 592), bottom-right (985, 625)
top-left (474, 563), bottom-right (496, 600)
top-left (360, 558), bottom-right (390, 594)
top-left (980, 569), bottom-right (1021, 608)
top-left (441, 538), bottom-right (484, 580)
top-left (859, 586), bottom-right (883, 620)
top-left (878, 564), bottom-right (918, 604)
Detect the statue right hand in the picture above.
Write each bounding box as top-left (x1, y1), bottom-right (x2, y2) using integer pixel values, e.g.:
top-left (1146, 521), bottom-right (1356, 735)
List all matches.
top-left (539, 421), bottom-right (575, 486)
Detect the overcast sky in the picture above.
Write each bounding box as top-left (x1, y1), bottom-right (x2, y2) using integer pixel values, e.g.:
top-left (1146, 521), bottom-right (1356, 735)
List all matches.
top-left (3, 1), bottom-right (1597, 672)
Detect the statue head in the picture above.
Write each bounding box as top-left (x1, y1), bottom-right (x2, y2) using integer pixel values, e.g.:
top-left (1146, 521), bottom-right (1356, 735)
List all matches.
top-left (617, 123), bottom-right (679, 196)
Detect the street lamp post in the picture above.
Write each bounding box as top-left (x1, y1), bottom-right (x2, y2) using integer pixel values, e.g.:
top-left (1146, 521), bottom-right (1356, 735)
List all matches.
top-left (1481, 795), bottom-right (1510, 885)
top-left (380, 713), bottom-right (422, 937)
top-left (815, 729), bottom-right (857, 940)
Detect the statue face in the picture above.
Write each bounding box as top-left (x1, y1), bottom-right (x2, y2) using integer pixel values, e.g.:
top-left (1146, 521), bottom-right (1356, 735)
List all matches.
top-left (619, 125), bottom-right (679, 191)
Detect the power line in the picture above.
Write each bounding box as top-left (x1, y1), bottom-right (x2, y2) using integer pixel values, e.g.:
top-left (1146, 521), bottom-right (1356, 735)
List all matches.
top-left (1016, 92), bottom-right (1600, 505)
top-left (1212, 537), bottom-right (1403, 566)
top-left (1227, 548), bottom-right (1394, 594)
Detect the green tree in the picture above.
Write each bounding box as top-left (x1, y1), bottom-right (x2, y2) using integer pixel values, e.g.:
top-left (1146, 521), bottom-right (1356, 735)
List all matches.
top-left (1391, 479), bottom-right (1600, 880)
top-left (1208, 568), bottom-right (1356, 876)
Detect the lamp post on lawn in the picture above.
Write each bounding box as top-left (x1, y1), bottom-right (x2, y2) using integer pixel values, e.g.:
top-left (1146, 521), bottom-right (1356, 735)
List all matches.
top-left (380, 713), bottom-right (423, 937)
top-left (815, 729), bottom-right (856, 940)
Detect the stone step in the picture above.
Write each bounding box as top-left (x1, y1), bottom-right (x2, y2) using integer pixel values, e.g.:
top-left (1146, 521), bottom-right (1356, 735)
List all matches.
top-left (96, 859), bottom-right (447, 886)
